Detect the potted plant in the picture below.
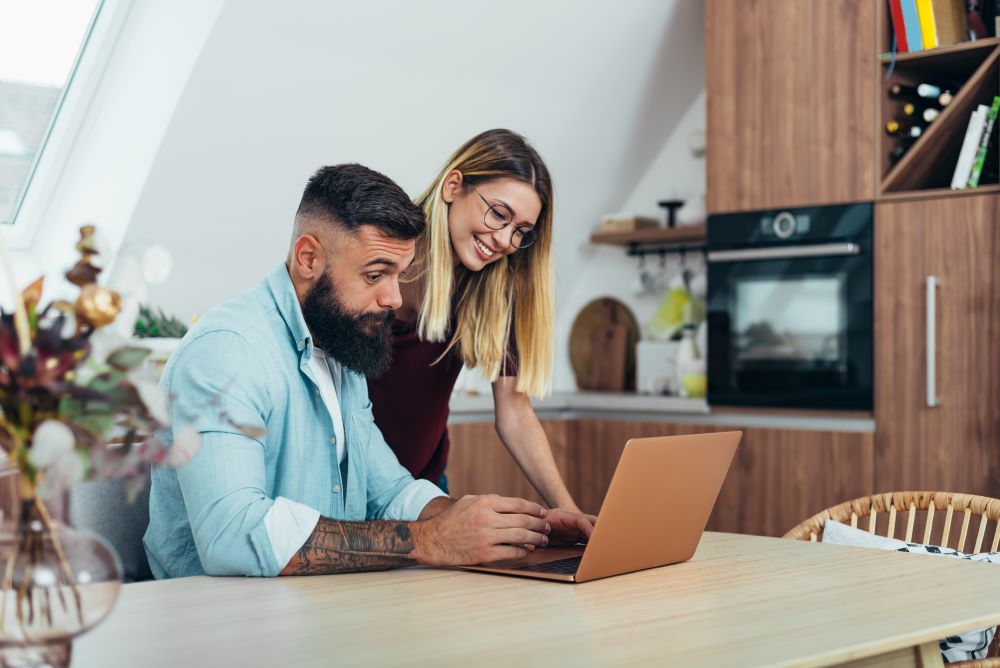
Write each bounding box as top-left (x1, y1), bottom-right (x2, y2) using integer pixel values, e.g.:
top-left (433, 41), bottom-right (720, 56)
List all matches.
top-left (0, 226), bottom-right (204, 666)
top-left (131, 305), bottom-right (189, 381)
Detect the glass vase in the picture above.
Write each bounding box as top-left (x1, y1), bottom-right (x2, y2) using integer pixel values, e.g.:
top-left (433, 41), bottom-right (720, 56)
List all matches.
top-left (0, 467), bottom-right (121, 667)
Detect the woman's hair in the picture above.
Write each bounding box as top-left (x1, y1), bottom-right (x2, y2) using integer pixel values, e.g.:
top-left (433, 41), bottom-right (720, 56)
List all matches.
top-left (414, 129), bottom-right (553, 397)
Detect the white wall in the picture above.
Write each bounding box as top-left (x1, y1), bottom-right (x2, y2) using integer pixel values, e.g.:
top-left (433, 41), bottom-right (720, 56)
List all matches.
top-left (6, 0), bottom-right (224, 303)
top-left (22, 0), bottom-right (705, 392)
top-left (555, 90), bottom-right (706, 391)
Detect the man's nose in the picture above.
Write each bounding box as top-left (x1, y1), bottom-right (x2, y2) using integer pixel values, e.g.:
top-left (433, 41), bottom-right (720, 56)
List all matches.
top-left (378, 278), bottom-right (403, 310)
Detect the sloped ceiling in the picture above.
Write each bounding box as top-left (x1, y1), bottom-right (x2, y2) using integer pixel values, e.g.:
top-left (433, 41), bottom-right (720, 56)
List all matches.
top-left (124, 0), bottom-right (705, 327)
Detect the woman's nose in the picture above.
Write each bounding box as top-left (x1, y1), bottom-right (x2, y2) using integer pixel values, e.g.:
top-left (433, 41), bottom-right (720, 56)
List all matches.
top-left (490, 227), bottom-right (514, 252)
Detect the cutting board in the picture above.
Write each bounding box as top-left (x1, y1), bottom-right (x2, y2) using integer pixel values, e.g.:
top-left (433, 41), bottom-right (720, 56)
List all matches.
top-left (569, 297), bottom-right (638, 391)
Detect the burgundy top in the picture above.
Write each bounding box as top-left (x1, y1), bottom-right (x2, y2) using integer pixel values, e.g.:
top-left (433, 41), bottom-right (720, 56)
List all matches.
top-left (368, 318), bottom-right (517, 483)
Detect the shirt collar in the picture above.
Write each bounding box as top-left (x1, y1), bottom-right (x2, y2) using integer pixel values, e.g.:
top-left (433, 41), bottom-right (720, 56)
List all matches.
top-left (265, 264), bottom-right (314, 359)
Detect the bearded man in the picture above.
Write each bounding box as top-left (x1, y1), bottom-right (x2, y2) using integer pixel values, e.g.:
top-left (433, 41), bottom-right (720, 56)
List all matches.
top-left (144, 164), bottom-right (561, 578)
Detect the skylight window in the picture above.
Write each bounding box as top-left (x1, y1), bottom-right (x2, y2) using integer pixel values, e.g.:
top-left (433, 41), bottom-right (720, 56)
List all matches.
top-left (0, 0), bottom-right (103, 224)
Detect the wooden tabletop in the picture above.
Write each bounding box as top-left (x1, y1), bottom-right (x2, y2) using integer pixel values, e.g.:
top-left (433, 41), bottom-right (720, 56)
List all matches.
top-left (73, 532), bottom-right (1000, 667)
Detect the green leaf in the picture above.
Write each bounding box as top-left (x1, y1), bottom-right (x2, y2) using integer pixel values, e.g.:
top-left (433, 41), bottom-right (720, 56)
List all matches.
top-left (72, 412), bottom-right (115, 438)
top-left (87, 370), bottom-right (125, 394)
top-left (106, 347), bottom-right (151, 372)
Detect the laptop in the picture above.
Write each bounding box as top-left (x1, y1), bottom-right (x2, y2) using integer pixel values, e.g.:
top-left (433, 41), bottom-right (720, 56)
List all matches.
top-left (462, 431), bottom-right (742, 583)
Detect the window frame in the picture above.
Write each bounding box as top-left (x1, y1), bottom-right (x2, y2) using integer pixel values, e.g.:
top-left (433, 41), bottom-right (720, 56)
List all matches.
top-left (5, 0), bottom-right (134, 249)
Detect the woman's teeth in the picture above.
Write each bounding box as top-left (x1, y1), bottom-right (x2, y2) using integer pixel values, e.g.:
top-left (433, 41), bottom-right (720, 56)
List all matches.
top-left (474, 237), bottom-right (495, 257)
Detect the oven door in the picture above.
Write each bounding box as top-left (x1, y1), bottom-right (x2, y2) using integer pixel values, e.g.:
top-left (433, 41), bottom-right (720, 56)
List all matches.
top-left (707, 243), bottom-right (872, 410)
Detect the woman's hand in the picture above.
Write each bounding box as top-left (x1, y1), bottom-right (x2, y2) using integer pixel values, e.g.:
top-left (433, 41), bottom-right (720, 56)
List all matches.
top-left (544, 508), bottom-right (598, 546)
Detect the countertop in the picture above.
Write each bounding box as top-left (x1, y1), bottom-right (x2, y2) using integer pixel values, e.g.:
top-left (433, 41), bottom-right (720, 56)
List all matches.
top-left (448, 391), bottom-right (875, 433)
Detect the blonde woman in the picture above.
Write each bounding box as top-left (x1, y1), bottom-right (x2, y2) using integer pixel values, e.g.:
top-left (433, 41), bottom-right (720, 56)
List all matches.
top-left (368, 129), bottom-right (596, 541)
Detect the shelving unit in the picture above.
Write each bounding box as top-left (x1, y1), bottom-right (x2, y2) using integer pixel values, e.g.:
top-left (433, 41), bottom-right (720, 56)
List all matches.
top-left (878, 12), bottom-right (999, 196)
top-left (589, 222), bottom-right (705, 256)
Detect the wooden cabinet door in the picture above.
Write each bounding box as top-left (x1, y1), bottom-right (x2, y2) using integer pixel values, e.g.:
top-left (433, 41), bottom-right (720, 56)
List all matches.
top-left (446, 420), bottom-right (569, 505)
top-left (706, 0), bottom-right (876, 213)
top-left (707, 427), bottom-right (874, 536)
top-left (875, 194), bottom-right (1000, 495)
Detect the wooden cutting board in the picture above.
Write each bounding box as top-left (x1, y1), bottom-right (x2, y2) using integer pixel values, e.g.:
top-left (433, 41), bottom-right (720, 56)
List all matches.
top-left (569, 297), bottom-right (638, 391)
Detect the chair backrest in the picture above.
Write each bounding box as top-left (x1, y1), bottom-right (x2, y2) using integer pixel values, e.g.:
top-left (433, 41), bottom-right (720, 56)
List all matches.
top-left (784, 491), bottom-right (1000, 553)
top-left (70, 474), bottom-right (153, 582)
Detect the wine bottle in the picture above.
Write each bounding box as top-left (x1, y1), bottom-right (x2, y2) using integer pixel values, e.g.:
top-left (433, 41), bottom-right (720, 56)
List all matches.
top-left (889, 140), bottom-right (915, 164)
top-left (889, 82), bottom-right (944, 99)
top-left (886, 119), bottom-right (923, 138)
top-left (902, 100), bottom-right (942, 117)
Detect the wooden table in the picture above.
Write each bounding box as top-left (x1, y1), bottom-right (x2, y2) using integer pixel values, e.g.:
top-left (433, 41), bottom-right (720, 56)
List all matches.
top-left (73, 532), bottom-right (1000, 667)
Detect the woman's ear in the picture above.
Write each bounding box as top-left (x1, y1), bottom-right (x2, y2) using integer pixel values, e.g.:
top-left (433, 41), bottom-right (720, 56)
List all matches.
top-left (440, 170), bottom-right (463, 204)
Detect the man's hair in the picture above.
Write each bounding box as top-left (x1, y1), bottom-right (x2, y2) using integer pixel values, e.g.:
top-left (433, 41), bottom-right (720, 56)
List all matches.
top-left (295, 163), bottom-right (424, 240)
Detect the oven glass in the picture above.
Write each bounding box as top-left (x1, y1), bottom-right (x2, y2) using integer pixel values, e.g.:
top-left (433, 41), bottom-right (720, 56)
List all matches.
top-left (733, 275), bottom-right (845, 365)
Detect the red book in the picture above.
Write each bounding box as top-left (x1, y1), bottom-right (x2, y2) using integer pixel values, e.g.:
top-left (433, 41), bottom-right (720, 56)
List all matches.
top-left (889, 0), bottom-right (910, 51)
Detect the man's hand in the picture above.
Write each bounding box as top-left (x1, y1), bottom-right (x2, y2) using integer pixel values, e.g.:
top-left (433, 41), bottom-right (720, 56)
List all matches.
top-left (410, 494), bottom-right (550, 566)
top-left (545, 509), bottom-right (598, 546)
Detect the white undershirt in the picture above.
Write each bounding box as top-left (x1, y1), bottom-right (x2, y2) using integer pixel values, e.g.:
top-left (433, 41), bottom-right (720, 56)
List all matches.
top-left (308, 349), bottom-right (346, 464)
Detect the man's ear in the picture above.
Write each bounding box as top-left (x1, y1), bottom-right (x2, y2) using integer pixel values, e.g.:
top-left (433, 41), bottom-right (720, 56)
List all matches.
top-left (440, 170), bottom-right (463, 204)
top-left (290, 233), bottom-right (324, 281)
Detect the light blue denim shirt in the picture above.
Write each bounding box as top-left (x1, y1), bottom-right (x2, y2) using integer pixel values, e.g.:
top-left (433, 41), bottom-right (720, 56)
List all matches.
top-left (144, 265), bottom-right (445, 578)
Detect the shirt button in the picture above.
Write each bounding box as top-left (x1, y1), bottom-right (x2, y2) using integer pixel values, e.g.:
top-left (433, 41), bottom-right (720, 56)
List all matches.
top-left (332, 485), bottom-right (341, 494)
top-left (329, 436), bottom-right (337, 446)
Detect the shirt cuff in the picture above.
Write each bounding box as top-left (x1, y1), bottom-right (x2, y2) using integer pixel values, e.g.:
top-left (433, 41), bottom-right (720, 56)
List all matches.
top-left (262, 496), bottom-right (321, 571)
top-left (381, 479), bottom-right (448, 521)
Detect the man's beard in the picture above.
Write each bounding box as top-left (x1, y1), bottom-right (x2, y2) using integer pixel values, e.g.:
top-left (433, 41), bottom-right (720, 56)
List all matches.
top-left (301, 272), bottom-right (394, 378)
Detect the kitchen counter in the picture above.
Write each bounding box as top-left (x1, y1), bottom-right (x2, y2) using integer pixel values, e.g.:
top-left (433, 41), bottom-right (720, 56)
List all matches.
top-left (448, 391), bottom-right (874, 433)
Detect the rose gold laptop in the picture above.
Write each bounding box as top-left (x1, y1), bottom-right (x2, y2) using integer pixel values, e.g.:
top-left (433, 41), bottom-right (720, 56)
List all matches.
top-left (462, 431), bottom-right (742, 583)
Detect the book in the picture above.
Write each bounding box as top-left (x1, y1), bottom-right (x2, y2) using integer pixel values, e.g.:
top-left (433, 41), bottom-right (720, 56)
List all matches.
top-left (951, 105), bottom-right (989, 189)
top-left (916, 0), bottom-right (939, 47)
top-left (931, 0), bottom-right (969, 45)
top-left (902, 0), bottom-right (925, 49)
top-left (889, 0), bottom-right (910, 50)
top-left (967, 96), bottom-right (1000, 187)
top-left (967, 0), bottom-right (991, 38)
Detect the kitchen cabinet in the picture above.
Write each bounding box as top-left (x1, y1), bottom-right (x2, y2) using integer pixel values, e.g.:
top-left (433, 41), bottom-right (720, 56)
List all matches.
top-left (446, 421), bottom-right (570, 505)
top-left (447, 419), bottom-right (874, 537)
top-left (706, 0), bottom-right (876, 213)
top-left (874, 194), bottom-right (1000, 495)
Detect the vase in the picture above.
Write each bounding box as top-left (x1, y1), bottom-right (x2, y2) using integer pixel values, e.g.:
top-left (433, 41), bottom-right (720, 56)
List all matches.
top-left (0, 467), bottom-right (121, 667)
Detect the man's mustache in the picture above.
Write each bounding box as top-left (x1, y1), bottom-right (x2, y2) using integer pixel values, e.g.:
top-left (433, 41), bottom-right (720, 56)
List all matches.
top-left (353, 309), bottom-right (394, 329)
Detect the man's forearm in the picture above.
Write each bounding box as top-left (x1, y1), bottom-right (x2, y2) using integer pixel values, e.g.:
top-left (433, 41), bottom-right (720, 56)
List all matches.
top-left (280, 517), bottom-right (417, 576)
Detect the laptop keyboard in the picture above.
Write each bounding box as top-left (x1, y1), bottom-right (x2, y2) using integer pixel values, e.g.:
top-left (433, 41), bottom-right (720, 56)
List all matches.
top-left (515, 556), bottom-right (582, 575)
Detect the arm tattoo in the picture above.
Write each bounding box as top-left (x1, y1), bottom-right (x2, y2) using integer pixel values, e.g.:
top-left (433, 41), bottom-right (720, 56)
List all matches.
top-left (281, 517), bottom-right (416, 575)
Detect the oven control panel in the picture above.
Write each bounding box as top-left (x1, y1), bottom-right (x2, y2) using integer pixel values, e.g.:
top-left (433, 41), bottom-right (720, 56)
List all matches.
top-left (708, 202), bottom-right (873, 250)
top-left (761, 211), bottom-right (810, 239)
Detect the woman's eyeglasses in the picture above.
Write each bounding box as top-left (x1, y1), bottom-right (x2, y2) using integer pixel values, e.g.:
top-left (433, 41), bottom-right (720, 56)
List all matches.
top-left (474, 189), bottom-right (538, 249)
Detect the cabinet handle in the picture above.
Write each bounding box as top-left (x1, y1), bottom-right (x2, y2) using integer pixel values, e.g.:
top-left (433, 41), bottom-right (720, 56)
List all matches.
top-left (926, 276), bottom-right (939, 408)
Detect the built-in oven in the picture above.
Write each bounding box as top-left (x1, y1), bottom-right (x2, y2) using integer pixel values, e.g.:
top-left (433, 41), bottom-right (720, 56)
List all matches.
top-left (706, 203), bottom-right (873, 410)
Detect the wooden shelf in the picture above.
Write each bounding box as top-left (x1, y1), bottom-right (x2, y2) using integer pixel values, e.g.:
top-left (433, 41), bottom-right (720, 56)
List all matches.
top-left (879, 37), bottom-right (1000, 64)
top-left (879, 46), bottom-right (1000, 193)
top-left (877, 183), bottom-right (1000, 203)
top-left (589, 223), bottom-right (706, 247)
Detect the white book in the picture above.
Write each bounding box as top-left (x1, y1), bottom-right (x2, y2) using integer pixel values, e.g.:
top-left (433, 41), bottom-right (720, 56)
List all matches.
top-left (951, 105), bottom-right (989, 190)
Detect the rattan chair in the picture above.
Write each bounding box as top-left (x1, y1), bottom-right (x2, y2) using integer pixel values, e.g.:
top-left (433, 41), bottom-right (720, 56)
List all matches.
top-left (785, 492), bottom-right (1000, 667)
